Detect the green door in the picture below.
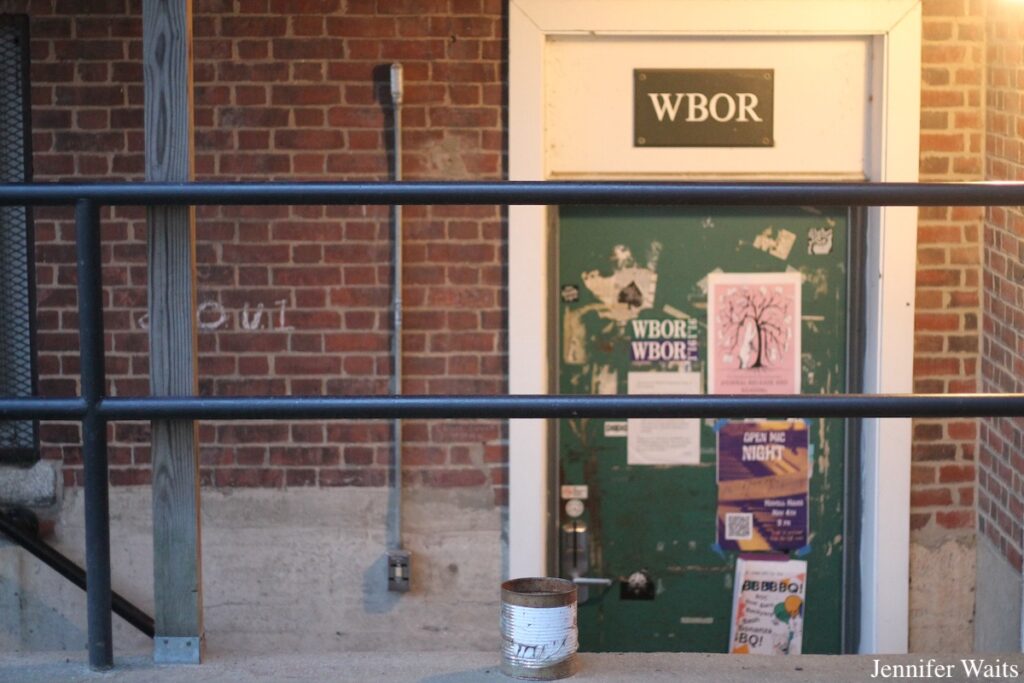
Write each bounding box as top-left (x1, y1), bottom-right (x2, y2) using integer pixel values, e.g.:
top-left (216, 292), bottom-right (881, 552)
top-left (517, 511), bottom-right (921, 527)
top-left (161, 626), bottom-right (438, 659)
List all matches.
top-left (556, 206), bottom-right (856, 653)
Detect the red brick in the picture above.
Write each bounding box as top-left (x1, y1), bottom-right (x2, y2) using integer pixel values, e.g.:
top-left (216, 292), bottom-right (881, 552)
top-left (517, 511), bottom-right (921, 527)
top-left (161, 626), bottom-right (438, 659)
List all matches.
top-left (325, 16), bottom-right (396, 37)
top-left (270, 222), bottom-right (343, 242)
top-left (272, 267), bottom-right (341, 286)
top-left (913, 422), bottom-right (944, 440)
top-left (920, 133), bottom-right (965, 153)
top-left (959, 486), bottom-right (975, 506)
top-left (53, 131), bottom-right (124, 152)
top-left (939, 464), bottom-right (975, 483)
top-left (216, 102), bottom-right (288, 127)
top-left (270, 447), bottom-right (339, 467)
top-left (290, 16), bottom-right (324, 36)
top-left (275, 130), bottom-right (343, 150)
top-left (911, 488), bottom-right (954, 507)
top-left (936, 509), bottom-right (974, 530)
top-left (55, 0), bottom-right (126, 13)
top-left (269, 0), bottom-right (341, 13)
top-left (430, 422), bottom-right (500, 443)
top-left (326, 106), bottom-right (385, 128)
top-left (319, 469), bottom-right (387, 487)
top-left (220, 16), bottom-right (288, 36)
top-left (923, 20), bottom-right (955, 41)
top-left (421, 468), bottom-right (487, 487)
top-left (270, 85), bottom-right (340, 106)
top-left (272, 38), bottom-right (344, 60)
top-left (914, 357), bottom-right (961, 376)
top-left (274, 356), bottom-right (340, 375)
top-left (324, 333), bottom-right (388, 353)
top-left (342, 310), bottom-right (379, 329)
top-left (214, 468), bottom-right (284, 488)
top-left (110, 469), bottom-right (151, 486)
top-left (915, 313), bottom-right (960, 331)
top-left (76, 63), bottom-right (110, 82)
top-left (401, 446), bottom-right (442, 467)
top-left (948, 420), bottom-right (978, 440)
top-left (216, 424), bottom-right (290, 445)
top-left (913, 444), bottom-right (958, 462)
top-left (218, 62), bottom-right (289, 83)
top-left (921, 90), bottom-right (965, 108)
top-left (286, 469), bottom-right (317, 487)
top-left (218, 153), bottom-right (291, 175)
top-left (912, 465), bottom-right (937, 485)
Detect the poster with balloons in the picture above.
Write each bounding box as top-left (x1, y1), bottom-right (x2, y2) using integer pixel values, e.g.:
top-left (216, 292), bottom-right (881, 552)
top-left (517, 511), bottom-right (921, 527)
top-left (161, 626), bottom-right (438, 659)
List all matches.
top-left (729, 556), bottom-right (806, 655)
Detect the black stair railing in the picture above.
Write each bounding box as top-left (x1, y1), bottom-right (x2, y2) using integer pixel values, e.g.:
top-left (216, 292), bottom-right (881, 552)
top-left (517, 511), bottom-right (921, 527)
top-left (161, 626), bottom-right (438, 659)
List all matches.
top-left (0, 508), bottom-right (154, 638)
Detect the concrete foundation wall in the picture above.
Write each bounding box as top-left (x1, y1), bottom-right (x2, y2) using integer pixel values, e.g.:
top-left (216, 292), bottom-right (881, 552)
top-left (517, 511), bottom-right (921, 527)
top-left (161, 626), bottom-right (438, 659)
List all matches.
top-left (0, 486), bottom-right (505, 655)
top-left (974, 535), bottom-right (1022, 653)
top-left (908, 535), bottom-right (976, 652)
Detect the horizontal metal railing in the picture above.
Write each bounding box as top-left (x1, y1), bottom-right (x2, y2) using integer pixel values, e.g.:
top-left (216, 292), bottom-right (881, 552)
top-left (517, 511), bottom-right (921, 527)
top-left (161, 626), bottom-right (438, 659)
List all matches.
top-left (1, 180), bottom-right (1023, 670)
top-left (4, 394), bottom-right (1024, 421)
top-left (0, 180), bottom-right (1022, 206)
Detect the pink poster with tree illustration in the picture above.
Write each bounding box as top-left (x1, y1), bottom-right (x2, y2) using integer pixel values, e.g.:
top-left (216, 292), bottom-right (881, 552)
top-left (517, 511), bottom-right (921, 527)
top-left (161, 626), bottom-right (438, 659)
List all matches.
top-left (707, 272), bottom-right (801, 395)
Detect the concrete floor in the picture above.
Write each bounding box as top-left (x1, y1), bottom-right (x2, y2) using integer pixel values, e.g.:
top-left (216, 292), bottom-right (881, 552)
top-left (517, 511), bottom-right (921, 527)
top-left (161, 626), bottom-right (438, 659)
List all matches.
top-left (4, 651), bottom-right (1024, 683)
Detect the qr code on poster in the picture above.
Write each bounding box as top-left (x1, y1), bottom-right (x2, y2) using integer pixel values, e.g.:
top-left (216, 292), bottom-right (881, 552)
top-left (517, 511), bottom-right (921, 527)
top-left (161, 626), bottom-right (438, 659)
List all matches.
top-left (725, 513), bottom-right (753, 541)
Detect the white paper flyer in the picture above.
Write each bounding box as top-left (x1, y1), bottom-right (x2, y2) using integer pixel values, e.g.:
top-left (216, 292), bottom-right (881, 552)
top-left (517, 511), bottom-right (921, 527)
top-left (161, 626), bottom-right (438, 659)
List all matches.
top-left (729, 556), bottom-right (806, 655)
top-left (626, 370), bottom-right (701, 465)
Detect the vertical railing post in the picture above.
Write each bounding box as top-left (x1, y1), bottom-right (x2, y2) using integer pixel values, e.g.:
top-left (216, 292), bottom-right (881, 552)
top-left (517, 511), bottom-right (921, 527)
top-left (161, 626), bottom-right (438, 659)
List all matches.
top-left (144, 0), bottom-right (204, 662)
top-left (75, 198), bottom-right (112, 669)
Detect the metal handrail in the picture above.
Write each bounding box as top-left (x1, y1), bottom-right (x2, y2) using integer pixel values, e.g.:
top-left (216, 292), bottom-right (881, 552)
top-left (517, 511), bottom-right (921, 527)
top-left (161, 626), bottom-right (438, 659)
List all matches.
top-left (2, 180), bottom-right (1023, 669)
top-left (0, 179), bottom-right (1021, 206)
top-left (4, 393), bottom-right (1024, 421)
top-left (0, 510), bottom-right (154, 638)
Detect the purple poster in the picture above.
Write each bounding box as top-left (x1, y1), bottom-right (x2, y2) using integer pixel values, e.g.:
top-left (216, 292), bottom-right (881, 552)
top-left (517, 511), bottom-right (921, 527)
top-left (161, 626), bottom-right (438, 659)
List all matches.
top-left (716, 420), bottom-right (809, 552)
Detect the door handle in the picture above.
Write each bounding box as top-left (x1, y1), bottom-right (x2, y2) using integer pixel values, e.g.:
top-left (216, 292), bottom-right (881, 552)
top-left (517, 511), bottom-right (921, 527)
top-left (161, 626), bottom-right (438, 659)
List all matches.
top-left (572, 576), bottom-right (613, 586)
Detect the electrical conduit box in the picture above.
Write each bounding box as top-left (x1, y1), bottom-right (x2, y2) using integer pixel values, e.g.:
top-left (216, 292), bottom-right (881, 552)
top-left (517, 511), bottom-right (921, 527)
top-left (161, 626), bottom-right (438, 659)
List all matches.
top-left (387, 549), bottom-right (411, 592)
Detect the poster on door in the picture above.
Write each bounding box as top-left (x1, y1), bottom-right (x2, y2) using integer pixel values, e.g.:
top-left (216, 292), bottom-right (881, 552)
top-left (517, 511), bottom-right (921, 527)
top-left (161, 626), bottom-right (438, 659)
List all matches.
top-left (707, 272), bottom-right (801, 394)
top-left (626, 369), bottom-right (702, 465)
top-left (729, 556), bottom-right (806, 655)
top-left (716, 420), bottom-right (809, 552)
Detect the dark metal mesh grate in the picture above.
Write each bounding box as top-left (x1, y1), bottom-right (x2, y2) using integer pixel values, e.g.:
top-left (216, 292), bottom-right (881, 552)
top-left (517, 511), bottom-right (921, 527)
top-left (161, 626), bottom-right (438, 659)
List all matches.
top-left (0, 16), bottom-right (37, 460)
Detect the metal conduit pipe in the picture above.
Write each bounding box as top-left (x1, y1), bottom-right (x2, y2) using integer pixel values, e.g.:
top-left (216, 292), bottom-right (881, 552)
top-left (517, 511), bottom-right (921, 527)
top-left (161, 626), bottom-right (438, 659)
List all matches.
top-left (387, 63), bottom-right (410, 591)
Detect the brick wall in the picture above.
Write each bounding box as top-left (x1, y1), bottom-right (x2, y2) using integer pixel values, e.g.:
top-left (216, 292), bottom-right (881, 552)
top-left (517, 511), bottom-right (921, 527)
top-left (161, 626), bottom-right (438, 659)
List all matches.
top-left (9, 0), bottom-right (508, 503)
top-left (911, 0), bottom-right (985, 536)
top-left (979, 1), bottom-right (1024, 571)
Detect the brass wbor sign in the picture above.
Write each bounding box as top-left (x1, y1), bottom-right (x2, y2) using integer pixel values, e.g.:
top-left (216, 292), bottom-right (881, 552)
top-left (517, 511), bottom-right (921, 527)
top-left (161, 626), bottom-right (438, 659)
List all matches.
top-left (634, 69), bottom-right (774, 147)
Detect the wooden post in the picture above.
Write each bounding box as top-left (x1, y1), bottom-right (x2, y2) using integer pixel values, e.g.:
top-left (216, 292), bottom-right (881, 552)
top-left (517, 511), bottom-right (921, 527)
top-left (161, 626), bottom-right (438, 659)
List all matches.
top-left (143, 0), bottom-right (203, 664)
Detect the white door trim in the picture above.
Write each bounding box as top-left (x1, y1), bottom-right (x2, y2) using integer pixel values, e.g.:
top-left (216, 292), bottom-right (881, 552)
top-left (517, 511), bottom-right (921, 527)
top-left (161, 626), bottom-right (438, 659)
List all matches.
top-left (508, 0), bottom-right (920, 654)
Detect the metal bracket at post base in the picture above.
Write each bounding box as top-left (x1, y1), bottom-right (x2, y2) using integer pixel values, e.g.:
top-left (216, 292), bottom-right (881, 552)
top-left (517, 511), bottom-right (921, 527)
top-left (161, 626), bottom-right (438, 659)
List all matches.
top-left (153, 634), bottom-right (204, 664)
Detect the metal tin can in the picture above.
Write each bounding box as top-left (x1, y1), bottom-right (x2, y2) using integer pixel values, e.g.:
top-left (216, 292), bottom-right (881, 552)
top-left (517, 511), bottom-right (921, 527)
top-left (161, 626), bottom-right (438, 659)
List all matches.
top-left (500, 577), bottom-right (579, 680)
